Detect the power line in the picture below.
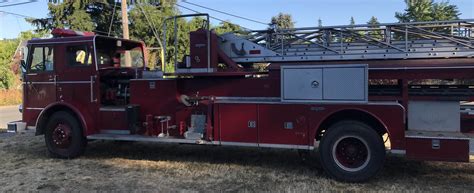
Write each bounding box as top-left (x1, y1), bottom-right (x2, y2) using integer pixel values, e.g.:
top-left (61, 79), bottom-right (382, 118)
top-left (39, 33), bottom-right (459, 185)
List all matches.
top-left (0, 0), bottom-right (36, 8)
top-left (176, 3), bottom-right (251, 31)
top-left (181, 0), bottom-right (268, 25)
top-left (0, 10), bottom-right (35, 18)
top-left (107, 1), bottom-right (117, 36)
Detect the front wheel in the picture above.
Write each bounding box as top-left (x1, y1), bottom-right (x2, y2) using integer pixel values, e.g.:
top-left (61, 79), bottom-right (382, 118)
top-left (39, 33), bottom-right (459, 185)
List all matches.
top-left (319, 120), bottom-right (385, 182)
top-left (44, 111), bottom-right (86, 158)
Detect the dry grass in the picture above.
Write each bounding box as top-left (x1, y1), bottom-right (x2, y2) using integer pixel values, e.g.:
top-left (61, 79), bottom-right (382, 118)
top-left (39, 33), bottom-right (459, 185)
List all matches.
top-left (0, 89), bottom-right (22, 106)
top-left (0, 132), bottom-right (473, 192)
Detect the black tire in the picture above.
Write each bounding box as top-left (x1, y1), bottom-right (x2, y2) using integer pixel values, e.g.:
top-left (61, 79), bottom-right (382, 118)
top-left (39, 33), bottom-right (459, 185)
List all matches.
top-left (44, 111), bottom-right (86, 158)
top-left (319, 120), bottom-right (385, 182)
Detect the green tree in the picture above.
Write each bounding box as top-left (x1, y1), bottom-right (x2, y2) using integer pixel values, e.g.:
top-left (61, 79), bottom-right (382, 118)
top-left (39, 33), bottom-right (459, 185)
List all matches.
top-left (0, 40), bottom-right (17, 89)
top-left (350, 16), bottom-right (356, 26)
top-left (0, 30), bottom-right (46, 89)
top-left (213, 21), bottom-right (242, 34)
top-left (344, 16), bottom-right (357, 42)
top-left (29, 0), bottom-right (121, 35)
top-left (395, 0), bottom-right (460, 22)
top-left (367, 16), bottom-right (382, 40)
top-left (318, 18), bottom-right (323, 27)
top-left (271, 13), bottom-right (295, 29)
top-left (128, 1), bottom-right (188, 71)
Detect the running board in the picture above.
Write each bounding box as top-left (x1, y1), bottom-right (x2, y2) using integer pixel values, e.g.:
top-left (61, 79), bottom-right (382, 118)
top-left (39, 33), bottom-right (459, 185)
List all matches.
top-left (87, 133), bottom-right (213, 145)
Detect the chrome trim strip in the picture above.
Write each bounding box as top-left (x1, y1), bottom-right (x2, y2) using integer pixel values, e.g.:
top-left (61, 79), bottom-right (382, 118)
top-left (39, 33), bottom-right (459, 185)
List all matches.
top-left (90, 76), bottom-right (95, 103)
top-left (86, 134), bottom-right (211, 144)
top-left (371, 66), bottom-right (474, 70)
top-left (406, 135), bottom-right (471, 140)
top-left (259, 143), bottom-right (314, 150)
top-left (99, 107), bottom-right (126, 112)
top-left (25, 107), bottom-right (44, 110)
top-left (131, 78), bottom-right (171, 81)
top-left (389, 149), bottom-right (406, 155)
top-left (93, 35), bottom-right (98, 71)
top-left (219, 141), bottom-right (313, 150)
top-left (57, 81), bottom-right (91, 84)
top-left (25, 82), bottom-right (54, 84)
top-left (470, 139), bottom-right (474, 155)
top-left (215, 97), bottom-right (280, 101)
top-left (220, 141), bottom-right (258, 147)
top-left (100, 130), bottom-right (130, 135)
top-left (24, 81), bottom-right (92, 85)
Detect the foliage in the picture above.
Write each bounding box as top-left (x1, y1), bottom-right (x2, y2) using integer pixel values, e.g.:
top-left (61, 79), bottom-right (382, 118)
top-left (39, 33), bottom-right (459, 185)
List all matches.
top-left (395, 0), bottom-right (460, 22)
top-left (271, 13), bottom-right (295, 29)
top-left (213, 21), bottom-right (242, 34)
top-left (344, 16), bottom-right (358, 42)
top-left (0, 31), bottom-right (47, 90)
top-left (350, 17), bottom-right (356, 26)
top-left (128, 2), bottom-right (184, 71)
top-left (367, 16), bottom-right (382, 40)
top-left (28, 0), bottom-right (120, 35)
top-left (0, 40), bottom-right (19, 89)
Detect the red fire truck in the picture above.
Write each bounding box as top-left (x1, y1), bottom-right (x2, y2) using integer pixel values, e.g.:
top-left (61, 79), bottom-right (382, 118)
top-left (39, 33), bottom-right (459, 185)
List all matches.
top-left (8, 15), bottom-right (474, 182)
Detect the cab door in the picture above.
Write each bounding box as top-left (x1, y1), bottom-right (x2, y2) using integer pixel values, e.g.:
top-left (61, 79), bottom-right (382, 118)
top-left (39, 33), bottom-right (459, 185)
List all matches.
top-left (55, 43), bottom-right (99, 112)
top-left (24, 45), bottom-right (57, 109)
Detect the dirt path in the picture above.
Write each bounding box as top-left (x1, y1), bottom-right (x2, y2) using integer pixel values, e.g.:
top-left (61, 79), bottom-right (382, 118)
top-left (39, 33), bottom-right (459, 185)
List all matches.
top-left (0, 133), bottom-right (473, 192)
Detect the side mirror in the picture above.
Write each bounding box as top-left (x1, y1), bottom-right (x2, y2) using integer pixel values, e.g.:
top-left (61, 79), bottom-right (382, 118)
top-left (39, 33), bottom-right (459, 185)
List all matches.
top-left (19, 60), bottom-right (26, 81)
top-left (20, 60), bottom-right (27, 73)
top-left (19, 45), bottom-right (27, 79)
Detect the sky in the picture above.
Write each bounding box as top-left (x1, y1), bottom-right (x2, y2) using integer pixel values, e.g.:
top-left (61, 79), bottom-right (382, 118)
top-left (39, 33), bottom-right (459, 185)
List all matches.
top-left (0, 0), bottom-right (473, 39)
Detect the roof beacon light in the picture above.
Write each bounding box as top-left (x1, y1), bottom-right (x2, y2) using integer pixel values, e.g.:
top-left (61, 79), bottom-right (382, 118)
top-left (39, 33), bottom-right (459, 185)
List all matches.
top-left (51, 28), bottom-right (95, 37)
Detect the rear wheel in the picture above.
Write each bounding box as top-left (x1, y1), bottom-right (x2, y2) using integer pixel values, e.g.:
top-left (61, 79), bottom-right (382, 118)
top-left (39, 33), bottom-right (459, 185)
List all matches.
top-left (44, 111), bottom-right (86, 158)
top-left (319, 120), bottom-right (385, 182)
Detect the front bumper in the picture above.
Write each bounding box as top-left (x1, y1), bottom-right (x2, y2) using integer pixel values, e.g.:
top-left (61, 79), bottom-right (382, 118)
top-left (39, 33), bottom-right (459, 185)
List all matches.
top-left (7, 121), bottom-right (27, 133)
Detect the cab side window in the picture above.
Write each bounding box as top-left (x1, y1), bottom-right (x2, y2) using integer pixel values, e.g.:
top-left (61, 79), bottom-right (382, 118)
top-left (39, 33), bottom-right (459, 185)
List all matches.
top-left (67, 45), bottom-right (91, 66)
top-left (29, 46), bottom-right (54, 72)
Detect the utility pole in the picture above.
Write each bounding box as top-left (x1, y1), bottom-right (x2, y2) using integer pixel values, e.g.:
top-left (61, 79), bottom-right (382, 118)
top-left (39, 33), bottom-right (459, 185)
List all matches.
top-left (121, 0), bottom-right (132, 66)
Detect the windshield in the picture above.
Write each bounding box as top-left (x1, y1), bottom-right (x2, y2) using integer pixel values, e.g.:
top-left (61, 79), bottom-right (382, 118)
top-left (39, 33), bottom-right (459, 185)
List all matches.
top-left (95, 37), bottom-right (144, 68)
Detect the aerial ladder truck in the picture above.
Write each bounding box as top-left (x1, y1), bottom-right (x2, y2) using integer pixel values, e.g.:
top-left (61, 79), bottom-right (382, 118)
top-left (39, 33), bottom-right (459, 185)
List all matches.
top-left (8, 15), bottom-right (474, 182)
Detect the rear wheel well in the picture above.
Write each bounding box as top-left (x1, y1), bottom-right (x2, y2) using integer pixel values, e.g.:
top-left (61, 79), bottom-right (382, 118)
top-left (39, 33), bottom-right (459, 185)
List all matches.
top-left (316, 110), bottom-right (387, 141)
top-left (36, 105), bottom-right (81, 136)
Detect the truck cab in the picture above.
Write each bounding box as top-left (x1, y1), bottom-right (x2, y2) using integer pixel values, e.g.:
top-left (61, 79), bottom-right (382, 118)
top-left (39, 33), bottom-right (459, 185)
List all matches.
top-left (17, 29), bottom-right (145, 152)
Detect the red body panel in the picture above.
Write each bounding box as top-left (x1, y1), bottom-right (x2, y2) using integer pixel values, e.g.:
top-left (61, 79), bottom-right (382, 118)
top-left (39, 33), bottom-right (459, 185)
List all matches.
top-left (189, 30), bottom-right (218, 69)
top-left (258, 104), bottom-right (309, 145)
top-left (129, 79), bottom-right (179, 133)
top-left (406, 138), bottom-right (470, 162)
top-left (99, 111), bottom-right (128, 130)
top-left (218, 104), bottom-right (258, 143)
top-left (213, 102), bottom-right (405, 149)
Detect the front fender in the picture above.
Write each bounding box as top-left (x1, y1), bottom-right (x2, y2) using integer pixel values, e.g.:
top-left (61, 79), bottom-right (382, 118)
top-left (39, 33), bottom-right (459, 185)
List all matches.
top-left (35, 101), bottom-right (96, 136)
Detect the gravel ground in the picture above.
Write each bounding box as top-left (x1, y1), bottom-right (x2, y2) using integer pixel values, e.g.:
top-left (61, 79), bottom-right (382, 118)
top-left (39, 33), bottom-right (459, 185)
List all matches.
top-left (0, 132), bottom-right (473, 192)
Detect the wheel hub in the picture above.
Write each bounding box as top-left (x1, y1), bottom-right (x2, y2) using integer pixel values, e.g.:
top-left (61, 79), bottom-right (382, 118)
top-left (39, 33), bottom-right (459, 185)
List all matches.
top-left (332, 136), bottom-right (370, 172)
top-left (51, 123), bottom-right (72, 148)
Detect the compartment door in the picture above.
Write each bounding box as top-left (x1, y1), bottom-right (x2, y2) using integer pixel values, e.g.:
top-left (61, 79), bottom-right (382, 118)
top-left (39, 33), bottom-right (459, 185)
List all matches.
top-left (258, 104), bottom-right (309, 146)
top-left (282, 68), bottom-right (323, 101)
top-left (218, 104), bottom-right (258, 145)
